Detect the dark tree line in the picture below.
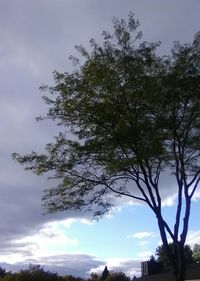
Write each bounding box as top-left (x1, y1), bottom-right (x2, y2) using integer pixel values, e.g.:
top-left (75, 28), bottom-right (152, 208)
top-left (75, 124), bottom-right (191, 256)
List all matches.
top-left (0, 265), bottom-right (132, 281)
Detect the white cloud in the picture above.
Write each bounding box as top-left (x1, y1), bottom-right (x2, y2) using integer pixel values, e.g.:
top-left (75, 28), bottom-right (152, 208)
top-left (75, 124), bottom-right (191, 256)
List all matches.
top-left (192, 189), bottom-right (200, 201)
top-left (162, 193), bottom-right (177, 207)
top-left (138, 240), bottom-right (150, 246)
top-left (127, 232), bottom-right (155, 240)
top-left (186, 230), bottom-right (200, 247)
top-left (105, 206), bottom-right (122, 219)
top-left (80, 218), bottom-right (94, 225)
top-left (137, 250), bottom-right (153, 260)
top-left (59, 218), bottom-right (76, 228)
top-left (0, 219), bottom-right (79, 264)
top-left (137, 251), bottom-right (153, 260)
top-left (157, 230), bottom-right (200, 249)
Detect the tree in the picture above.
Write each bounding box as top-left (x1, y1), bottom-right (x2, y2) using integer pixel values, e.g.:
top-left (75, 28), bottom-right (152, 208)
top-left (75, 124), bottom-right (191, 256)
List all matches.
top-left (12, 13), bottom-right (200, 281)
top-left (105, 272), bottom-right (130, 281)
top-left (193, 244), bottom-right (200, 262)
top-left (62, 275), bottom-right (84, 281)
top-left (147, 255), bottom-right (163, 275)
top-left (156, 243), bottom-right (193, 266)
top-left (101, 266), bottom-right (109, 281)
top-left (0, 267), bottom-right (7, 277)
top-left (14, 264), bottom-right (62, 281)
top-left (88, 272), bottom-right (100, 281)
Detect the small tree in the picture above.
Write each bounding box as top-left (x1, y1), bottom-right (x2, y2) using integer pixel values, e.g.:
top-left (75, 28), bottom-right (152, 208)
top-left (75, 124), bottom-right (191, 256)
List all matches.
top-left (13, 13), bottom-right (200, 281)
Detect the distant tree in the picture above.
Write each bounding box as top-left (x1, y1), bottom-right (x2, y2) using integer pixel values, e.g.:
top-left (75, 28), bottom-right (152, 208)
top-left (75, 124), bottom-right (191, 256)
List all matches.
top-left (13, 13), bottom-right (200, 281)
top-left (156, 243), bottom-right (193, 266)
top-left (149, 255), bottom-right (156, 263)
top-left (184, 245), bottom-right (194, 263)
top-left (105, 272), bottom-right (130, 281)
top-left (101, 266), bottom-right (109, 281)
top-left (148, 255), bottom-right (163, 275)
top-left (62, 275), bottom-right (84, 281)
top-left (193, 244), bottom-right (200, 262)
top-left (12, 264), bottom-right (62, 281)
top-left (0, 267), bottom-right (7, 277)
top-left (88, 272), bottom-right (100, 281)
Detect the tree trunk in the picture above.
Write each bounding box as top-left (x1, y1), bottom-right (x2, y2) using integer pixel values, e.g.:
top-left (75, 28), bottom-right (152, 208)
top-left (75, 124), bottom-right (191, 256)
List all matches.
top-left (170, 244), bottom-right (186, 281)
top-left (156, 217), bottom-right (187, 281)
top-left (171, 261), bottom-right (186, 281)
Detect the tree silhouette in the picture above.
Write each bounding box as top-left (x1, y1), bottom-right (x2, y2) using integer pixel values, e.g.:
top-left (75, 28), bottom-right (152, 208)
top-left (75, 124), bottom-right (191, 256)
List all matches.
top-left (101, 266), bottom-right (109, 281)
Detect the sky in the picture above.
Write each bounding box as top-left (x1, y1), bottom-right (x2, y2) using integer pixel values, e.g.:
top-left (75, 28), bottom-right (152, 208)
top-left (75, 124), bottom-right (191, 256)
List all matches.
top-left (0, 0), bottom-right (200, 279)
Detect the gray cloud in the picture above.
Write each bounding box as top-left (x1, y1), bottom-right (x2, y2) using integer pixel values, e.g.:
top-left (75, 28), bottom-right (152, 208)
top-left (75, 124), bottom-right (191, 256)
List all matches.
top-left (0, 255), bottom-right (141, 278)
top-left (0, 254), bottom-right (104, 278)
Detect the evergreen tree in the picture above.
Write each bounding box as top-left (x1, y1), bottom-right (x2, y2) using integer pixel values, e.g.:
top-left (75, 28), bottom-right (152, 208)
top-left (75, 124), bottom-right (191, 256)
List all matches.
top-left (101, 266), bottom-right (109, 281)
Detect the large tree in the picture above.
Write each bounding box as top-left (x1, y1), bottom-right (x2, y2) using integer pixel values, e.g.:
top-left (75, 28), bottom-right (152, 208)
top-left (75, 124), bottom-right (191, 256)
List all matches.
top-left (13, 13), bottom-right (200, 281)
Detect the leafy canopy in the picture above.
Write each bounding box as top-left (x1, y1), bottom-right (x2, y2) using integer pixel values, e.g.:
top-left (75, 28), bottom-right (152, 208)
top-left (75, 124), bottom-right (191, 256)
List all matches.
top-left (156, 243), bottom-right (193, 266)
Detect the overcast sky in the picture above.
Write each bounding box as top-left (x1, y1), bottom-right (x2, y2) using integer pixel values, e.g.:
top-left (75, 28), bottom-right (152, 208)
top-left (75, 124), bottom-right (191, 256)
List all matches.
top-left (0, 0), bottom-right (200, 279)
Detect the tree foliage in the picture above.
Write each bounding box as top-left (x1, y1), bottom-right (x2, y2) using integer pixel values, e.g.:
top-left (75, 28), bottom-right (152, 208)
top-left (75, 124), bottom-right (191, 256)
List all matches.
top-left (0, 268), bottom-right (132, 281)
top-left (0, 267), bottom-right (7, 278)
top-left (13, 13), bottom-right (200, 281)
top-left (0, 265), bottom-right (63, 281)
top-left (88, 273), bottom-right (100, 281)
top-left (156, 243), bottom-right (193, 266)
top-left (104, 272), bottom-right (130, 281)
top-left (193, 244), bottom-right (200, 262)
top-left (0, 265), bottom-right (87, 281)
top-left (100, 266), bottom-right (109, 281)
